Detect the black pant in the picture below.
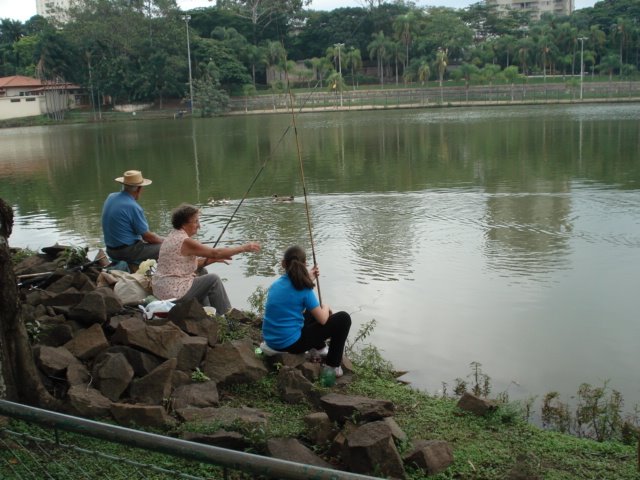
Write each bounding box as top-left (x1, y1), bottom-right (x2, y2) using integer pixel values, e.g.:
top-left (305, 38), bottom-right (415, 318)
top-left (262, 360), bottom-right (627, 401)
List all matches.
top-left (283, 311), bottom-right (352, 368)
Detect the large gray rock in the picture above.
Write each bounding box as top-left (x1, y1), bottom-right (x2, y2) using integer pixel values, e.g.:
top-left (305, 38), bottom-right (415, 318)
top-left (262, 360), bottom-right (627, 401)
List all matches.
top-left (303, 412), bottom-right (336, 444)
top-left (63, 323), bottom-right (109, 360)
top-left (457, 392), bottom-right (497, 416)
top-left (266, 438), bottom-right (333, 469)
top-left (202, 339), bottom-right (268, 387)
top-left (111, 403), bottom-right (176, 428)
top-left (94, 286), bottom-right (124, 316)
top-left (95, 346), bottom-right (162, 377)
top-left (68, 385), bottom-right (112, 418)
top-left (276, 366), bottom-right (316, 404)
top-left (320, 393), bottom-right (395, 423)
top-left (176, 336), bottom-right (208, 371)
top-left (66, 362), bottom-right (91, 386)
top-left (37, 315), bottom-right (74, 347)
top-left (47, 272), bottom-right (95, 294)
top-left (92, 352), bottom-right (134, 401)
top-left (345, 421), bottom-right (405, 479)
top-left (68, 291), bottom-right (107, 325)
top-left (403, 439), bottom-right (454, 475)
top-left (130, 359), bottom-right (177, 405)
top-left (34, 345), bottom-right (78, 376)
top-left (175, 406), bottom-right (269, 429)
top-left (171, 381), bottom-right (219, 410)
top-left (41, 289), bottom-right (84, 307)
top-left (168, 299), bottom-right (218, 346)
top-left (111, 317), bottom-right (188, 360)
top-left (383, 417), bottom-right (408, 442)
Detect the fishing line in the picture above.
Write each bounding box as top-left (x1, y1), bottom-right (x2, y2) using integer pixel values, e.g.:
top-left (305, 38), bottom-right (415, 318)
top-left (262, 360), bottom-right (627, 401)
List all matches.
top-left (211, 124), bottom-right (291, 248)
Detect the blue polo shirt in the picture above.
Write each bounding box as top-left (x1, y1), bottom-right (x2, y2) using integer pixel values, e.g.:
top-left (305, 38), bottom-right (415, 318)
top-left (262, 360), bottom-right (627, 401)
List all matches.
top-left (102, 191), bottom-right (149, 248)
top-left (262, 275), bottom-right (320, 350)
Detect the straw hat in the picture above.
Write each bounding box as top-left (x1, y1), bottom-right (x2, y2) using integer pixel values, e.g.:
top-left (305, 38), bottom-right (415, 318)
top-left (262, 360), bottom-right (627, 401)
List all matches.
top-left (115, 170), bottom-right (152, 186)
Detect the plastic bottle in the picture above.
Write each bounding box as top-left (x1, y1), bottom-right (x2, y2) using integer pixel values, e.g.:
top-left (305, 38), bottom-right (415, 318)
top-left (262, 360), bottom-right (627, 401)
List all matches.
top-left (319, 366), bottom-right (336, 387)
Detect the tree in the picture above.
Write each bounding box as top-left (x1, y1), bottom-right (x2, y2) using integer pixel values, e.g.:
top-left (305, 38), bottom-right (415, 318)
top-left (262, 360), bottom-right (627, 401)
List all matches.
top-left (0, 199), bottom-right (60, 408)
top-left (215, 0), bottom-right (309, 44)
top-left (503, 65), bottom-right (520, 101)
top-left (244, 43), bottom-right (266, 85)
top-left (452, 62), bottom-right (479, 101)
top-left (193, 60), bottom-right (230, 116)
top-left (597, 53), bottom-right (619, 82)
top-left (387, 40), bottom-right (405, 85)
top-left (435, 47), bottom-right (448, 86)
top-left (344, 47), bottom-right (362, 89)
top-left (368, 30), bottom-right (388, 87)
top-left (417, 60), bottom-right (430, 86)
top-left (393, 11), bottom-right (418, 70)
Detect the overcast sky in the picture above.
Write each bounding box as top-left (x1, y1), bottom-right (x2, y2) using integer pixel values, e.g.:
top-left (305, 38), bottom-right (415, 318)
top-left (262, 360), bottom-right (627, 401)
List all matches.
top-left (0, 0), bottom-right (597, 23)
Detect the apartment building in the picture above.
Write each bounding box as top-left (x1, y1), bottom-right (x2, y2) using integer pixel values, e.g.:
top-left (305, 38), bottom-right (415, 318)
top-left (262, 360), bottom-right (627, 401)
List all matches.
top-left (486, 0), bottom-right (575, 20)
top-left (35, 0), bottom-right (75, 23)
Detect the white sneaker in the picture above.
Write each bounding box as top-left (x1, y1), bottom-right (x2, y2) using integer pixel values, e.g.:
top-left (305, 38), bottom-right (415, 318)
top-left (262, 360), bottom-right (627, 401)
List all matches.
top-left (333, 366), bottom-right (344, 378)
top-left (259, 341), bottom-right (283, 357)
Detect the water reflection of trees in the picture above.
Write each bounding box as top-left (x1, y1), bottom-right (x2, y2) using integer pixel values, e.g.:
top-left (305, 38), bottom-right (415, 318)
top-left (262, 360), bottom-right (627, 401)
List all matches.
top-left (1, 105), bottom-right (638, 261)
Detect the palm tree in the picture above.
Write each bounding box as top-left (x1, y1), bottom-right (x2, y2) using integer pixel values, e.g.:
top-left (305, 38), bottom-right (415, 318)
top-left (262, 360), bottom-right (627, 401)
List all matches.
top-left (264, 40), bottom-right (286, 84)
top-left (244, 44), bottom-right (266, 86)
top-left (517, 37), bottom-right (533, 76)
top-left (597, 53), bottom-right (619, 83)
top-left (435, 48), bottom-right (448, 103)
top-left (344, 47), bottom-right (362, 89)
top-left (393, 12), bottom-right (417, 71)
top-left (503, 65), bottom-right (520, 101)
top-left (368, 31), bottom-right (387, 88)
top-left (417, 61), bottom-right (430, 86)
top-left (435, 48), bottom-right (447, 87)
top-left (387, 40), bottom-right (405, 86)
top-left (310, 56), bottom-right (333, 88)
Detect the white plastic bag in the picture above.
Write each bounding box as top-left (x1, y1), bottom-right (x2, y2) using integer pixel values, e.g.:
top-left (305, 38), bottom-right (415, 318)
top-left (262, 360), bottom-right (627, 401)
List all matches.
top-left (140, 299), bottom-right (176, 320)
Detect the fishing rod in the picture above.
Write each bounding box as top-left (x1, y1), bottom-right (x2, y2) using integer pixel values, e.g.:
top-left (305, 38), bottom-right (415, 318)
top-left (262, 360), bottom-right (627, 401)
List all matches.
top-left (210, 81), bottom-right (327, 249)
top-left (283, 55), bottom-right (322, 304)
top-left (211, 124), bottom-right (291, 248)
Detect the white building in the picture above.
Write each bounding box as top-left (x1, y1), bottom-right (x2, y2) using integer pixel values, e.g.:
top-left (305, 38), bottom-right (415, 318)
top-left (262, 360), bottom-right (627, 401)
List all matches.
top-left (35, 0), bottom-right (75, 23)
top-left (486, 0), bottom-right (574, 20)
top-left (0, 76), bottom-right (82, 120)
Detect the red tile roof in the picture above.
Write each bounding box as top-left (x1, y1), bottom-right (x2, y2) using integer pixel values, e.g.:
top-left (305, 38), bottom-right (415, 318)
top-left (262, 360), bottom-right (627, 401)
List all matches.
top-left (0, 76), bottom-right (44, 88)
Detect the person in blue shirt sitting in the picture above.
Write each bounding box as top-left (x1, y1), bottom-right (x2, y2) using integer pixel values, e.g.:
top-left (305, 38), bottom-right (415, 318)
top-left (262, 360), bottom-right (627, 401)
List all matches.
top-left (102, 170), bottom-right (164, 265)
top-left (261, 245), bottom-right (351, 377)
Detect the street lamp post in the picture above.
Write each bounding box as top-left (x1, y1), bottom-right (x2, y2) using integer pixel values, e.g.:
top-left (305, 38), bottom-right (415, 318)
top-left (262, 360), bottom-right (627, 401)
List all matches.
top-left (334, 42), bottom-right (344, 107)
top-left (578, 36), bottom-right (587, 100)
top-left (183, 15), bottom-right (194, 114)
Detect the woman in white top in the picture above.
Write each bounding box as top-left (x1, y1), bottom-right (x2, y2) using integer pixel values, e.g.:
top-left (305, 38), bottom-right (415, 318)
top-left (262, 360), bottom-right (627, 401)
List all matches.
top-left (152, 203), bottom-right (260, 313)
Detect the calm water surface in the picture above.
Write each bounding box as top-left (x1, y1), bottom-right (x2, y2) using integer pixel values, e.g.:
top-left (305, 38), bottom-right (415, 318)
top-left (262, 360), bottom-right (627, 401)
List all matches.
top-left (1, 104), bottom-right (638, 409)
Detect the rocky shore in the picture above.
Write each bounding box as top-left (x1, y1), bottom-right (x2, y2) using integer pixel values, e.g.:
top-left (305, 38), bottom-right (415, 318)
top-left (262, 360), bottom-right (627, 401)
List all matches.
top-left (12, 245), bottom-right (517, 478)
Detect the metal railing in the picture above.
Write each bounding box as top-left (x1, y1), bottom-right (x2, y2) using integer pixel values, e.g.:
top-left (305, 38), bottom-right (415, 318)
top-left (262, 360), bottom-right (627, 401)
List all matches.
top-left (228, 81), bottom-right (640, 113)
top-left (0, 400), bottom-right (380, 480)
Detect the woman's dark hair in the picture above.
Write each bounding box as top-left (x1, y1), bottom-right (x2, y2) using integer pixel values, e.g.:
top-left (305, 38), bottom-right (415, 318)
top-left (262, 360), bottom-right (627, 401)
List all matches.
top-left (283, 245), bottom-right (314, 290)
top-left (171, 203), bottom-right (199, 229)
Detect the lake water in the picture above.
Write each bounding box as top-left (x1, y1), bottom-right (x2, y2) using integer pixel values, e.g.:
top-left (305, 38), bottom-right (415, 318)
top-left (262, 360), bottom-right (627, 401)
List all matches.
top-left (1, 104), bottom-right (638, 411)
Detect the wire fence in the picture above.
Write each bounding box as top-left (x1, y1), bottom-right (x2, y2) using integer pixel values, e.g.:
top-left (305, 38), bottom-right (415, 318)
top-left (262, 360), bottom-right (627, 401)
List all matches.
top-left (228, 81), bottom-right (640, 113)
top-left (0, 400), bottom-right (379, 480)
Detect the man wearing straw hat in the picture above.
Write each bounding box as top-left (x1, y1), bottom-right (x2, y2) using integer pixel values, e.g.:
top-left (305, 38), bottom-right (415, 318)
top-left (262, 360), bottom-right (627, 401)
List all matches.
top-left (102, 170), bottom-right (164, 266)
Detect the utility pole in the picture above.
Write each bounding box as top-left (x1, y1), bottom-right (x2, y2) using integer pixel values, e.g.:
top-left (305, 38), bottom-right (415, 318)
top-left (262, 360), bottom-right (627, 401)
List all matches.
top-left (183, 15), bottom-right (194, 114)
top-left (334, 43), bottom-right (344, 107)
top-left (578, 37), bottom-right (587, 100)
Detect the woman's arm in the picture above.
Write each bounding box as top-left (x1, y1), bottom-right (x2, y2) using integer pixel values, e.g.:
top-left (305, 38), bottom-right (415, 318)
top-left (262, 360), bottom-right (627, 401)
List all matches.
top-left (181, 238), bottom-right (260, 263)
top-left (309, 304), bottom-right (331, 325)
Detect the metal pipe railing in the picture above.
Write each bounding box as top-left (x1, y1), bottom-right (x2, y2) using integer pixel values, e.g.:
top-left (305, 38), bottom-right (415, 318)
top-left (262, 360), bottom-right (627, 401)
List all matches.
top-left (0, 400), bottom-right (380, 480)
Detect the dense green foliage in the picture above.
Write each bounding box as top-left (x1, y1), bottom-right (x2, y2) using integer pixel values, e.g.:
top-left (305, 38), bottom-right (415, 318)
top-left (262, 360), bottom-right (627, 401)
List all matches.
top-left (0, 0), bottom-right (638, 112)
